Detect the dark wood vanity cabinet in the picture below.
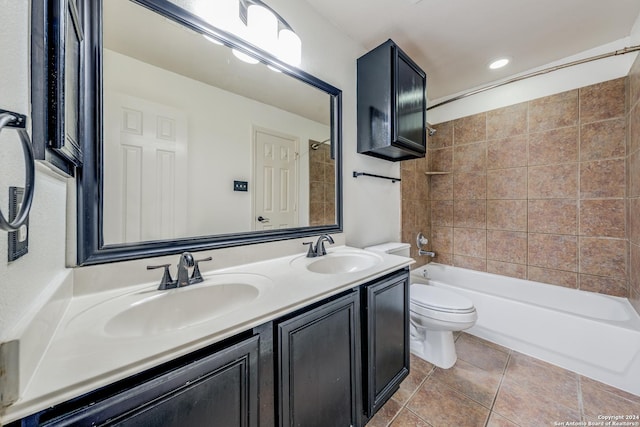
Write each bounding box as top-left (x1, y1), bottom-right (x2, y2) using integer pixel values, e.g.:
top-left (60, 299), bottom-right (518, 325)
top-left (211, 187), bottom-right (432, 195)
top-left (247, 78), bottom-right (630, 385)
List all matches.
top-left (17, 334), bottom-right (261, 427)
top-left (276, 291), bottom-right (361, 427)
top-left (11, 269), bottom-right (411, 427)
top-left (361, 270), bottom-right (410, 419)
top-left (357, 39), bottom-right (427, 161)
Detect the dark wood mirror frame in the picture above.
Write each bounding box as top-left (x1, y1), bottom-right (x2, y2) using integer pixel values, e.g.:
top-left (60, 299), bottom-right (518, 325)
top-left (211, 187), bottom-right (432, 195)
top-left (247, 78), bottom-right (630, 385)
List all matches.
top-left (34, 0), bottom-right (343, 265)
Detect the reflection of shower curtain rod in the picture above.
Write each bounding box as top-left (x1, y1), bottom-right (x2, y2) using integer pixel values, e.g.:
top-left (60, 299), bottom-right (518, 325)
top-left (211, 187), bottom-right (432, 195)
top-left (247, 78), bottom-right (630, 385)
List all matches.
top-left (428, 44), bottom-right (640, 111)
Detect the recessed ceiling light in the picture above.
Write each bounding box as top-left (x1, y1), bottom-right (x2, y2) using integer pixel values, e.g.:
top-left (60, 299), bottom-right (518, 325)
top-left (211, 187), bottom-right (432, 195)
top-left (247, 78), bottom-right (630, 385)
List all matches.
top-left (489, 58), bottom-right (510, 70)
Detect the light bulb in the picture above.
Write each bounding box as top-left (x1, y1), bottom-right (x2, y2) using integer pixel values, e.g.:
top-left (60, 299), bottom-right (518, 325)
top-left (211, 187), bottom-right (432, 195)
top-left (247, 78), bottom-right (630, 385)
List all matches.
top-left (278, 28), bottom-right (301, 66)
top-left (247, 5), bottom-right (277, 52)
top-left (232, 48), bottom-right (259, 64)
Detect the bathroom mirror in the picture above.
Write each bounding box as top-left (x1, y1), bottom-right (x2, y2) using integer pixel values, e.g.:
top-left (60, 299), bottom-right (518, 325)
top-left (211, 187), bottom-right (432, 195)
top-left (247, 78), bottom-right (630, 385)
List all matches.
top-left (77, 0), bottom-right (342, 264)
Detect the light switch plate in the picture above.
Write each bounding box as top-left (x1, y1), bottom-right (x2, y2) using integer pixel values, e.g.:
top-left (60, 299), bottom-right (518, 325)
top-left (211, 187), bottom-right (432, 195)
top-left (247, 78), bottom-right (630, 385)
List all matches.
top-left (8, 186), bottom-right (29, 262)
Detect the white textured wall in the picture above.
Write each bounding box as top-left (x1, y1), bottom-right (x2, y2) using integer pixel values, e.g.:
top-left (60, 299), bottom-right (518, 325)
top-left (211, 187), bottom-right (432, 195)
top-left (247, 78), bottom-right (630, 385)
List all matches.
top-left (0, 1), bottom-right (70, 339)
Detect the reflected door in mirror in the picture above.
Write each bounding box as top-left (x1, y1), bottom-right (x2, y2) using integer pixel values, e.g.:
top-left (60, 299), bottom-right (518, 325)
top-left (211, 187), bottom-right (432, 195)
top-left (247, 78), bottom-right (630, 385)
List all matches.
top-left (103, 93), bottom-right (188, 244)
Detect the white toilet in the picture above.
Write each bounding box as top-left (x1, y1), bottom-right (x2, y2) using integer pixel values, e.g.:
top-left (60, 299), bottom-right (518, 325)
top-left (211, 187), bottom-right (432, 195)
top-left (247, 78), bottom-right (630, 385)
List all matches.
top-left (364, 242), bottom-right (477, 369)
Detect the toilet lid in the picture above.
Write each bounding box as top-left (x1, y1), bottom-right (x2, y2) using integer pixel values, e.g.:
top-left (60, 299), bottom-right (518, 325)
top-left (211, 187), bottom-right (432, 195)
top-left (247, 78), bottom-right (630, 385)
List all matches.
top-left (410, 284), bottom-right (475, 313)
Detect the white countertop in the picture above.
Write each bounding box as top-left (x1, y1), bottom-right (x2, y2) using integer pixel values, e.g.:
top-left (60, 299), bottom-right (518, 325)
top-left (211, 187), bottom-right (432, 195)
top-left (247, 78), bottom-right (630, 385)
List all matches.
top-left (2, 246), bottom-right (412, 423)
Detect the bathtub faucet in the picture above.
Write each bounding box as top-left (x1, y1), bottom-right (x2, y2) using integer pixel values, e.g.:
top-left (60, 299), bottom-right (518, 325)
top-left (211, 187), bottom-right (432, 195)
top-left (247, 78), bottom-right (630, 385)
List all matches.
top-left (419, 249), bottom-right (436, 257)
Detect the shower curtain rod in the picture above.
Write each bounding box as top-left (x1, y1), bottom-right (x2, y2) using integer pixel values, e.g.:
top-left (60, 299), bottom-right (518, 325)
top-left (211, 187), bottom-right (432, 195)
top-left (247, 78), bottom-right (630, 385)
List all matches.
top-left (427, 44), bottom-right (640, 111)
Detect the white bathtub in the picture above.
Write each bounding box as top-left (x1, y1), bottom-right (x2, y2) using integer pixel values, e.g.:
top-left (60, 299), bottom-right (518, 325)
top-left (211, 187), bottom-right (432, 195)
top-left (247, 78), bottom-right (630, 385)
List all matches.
top-left (411, 263), bottom-right (640, 396)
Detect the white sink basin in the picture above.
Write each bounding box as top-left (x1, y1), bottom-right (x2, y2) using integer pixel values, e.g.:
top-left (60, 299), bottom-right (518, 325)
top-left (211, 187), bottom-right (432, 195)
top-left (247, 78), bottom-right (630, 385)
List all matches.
top-left (67, 274), bottom-right (272, 338)
top-left (291, 251), bottom-right (383, 274)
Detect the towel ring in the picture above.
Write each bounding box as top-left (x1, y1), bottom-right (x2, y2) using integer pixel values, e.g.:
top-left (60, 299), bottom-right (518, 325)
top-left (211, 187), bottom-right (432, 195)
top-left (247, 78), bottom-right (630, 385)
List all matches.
top-left (0, 111), bottom-right (35, 232)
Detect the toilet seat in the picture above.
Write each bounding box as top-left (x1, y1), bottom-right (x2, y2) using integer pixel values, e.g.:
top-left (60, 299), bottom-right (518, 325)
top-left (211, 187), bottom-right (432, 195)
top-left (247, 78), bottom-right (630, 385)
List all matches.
top-left (410, 284), bottom-right (475, 314)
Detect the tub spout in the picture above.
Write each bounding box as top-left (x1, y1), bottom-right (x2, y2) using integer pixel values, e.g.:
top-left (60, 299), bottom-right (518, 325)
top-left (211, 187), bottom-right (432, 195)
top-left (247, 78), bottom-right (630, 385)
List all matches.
top-left (419, 249), bottom-right (436, 257)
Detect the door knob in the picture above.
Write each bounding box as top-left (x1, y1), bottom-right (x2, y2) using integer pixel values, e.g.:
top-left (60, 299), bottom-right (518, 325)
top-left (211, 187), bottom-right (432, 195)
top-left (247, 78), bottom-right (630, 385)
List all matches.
top-left (257, 216), bottom-right (270, 223)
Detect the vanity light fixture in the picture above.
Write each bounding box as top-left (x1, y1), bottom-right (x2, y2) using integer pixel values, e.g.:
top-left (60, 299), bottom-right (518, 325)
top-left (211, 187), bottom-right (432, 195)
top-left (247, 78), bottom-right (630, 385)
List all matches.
top-left (238, 0), bottom-right (302, 66)
top-left (489, 58), bottom-right (510, 69)
top-left (202, 0), bottom-right (302, 66)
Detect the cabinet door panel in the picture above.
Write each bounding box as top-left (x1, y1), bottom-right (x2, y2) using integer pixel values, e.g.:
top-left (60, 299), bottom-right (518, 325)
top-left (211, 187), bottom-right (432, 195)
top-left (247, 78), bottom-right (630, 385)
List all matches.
top-left (363, 270), bottom-right (410, 417)
top-left (278, 292), bottom-right (360, 427)
top-left (40, 336), bottom-right (260, 427)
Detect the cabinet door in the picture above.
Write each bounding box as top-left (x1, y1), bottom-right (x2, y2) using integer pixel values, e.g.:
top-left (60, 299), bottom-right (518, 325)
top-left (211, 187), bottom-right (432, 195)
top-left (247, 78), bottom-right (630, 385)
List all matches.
top-left (362, 270), bottom-right (410, 417)
top-left (41, 336), bottom-right (260, 427)
top-left (277, 292), bottom-right (361, 427)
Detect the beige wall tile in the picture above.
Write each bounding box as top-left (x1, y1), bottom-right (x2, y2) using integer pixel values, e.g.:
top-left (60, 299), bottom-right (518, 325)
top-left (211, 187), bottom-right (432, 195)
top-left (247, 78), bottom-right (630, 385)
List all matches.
top-left (528, 164), bottom-right (578, 199)
top-left (486, 200), bottom-right (527, 231)
top-left (432, 226), bottom-right (453, 254)
top-left (528, 127), bottom-right (578, 166)
top-left (579, 199), bottom-right (625, 238)
top-left (487, 135), bottom-right (528, 170)
top-left (487, 230), bottom-right (527, 264)
top-left (528, 233), bottom-right (577, 272)
top-left (430, 121), bottom-right (454, 149)
top-left (486, 102), bottom-right (528, 140)
top-left (527, 266), bottom-right (578, 288)
top-left (435, 252), bottom-right (453, 265)
top-left (453, 254), bottom-right (487, 272)
top-left (454, 142), bottom-right (487, 172)
top-left (528, 199), bottom-right (577, 235)
top-left (579, 237), bottom-right (626, 279)
top-left (487, 168), bottom-right (527, 199)
top-left (579, 78), bottom-right (626, 124)
top-left (631, 243), bottom-right (640, 304)
top-left (454, 199), bottom-right (486, 229)
top-left (580, 118), bottom-right (626, 162)
top-left (580, 159), bottom-right (625, 199)
top-left (528, 90), bottom-right (578, 133)
top-left (454, 172), bottom-right (487, 200)
top-left (453, 228), bottom-right (486, 258)
top-left (430, 147), bottom-right (453, 172)
top-left (630, 102), bottom-right (640, 155)
top-left (431, 174), bottom-right (453, 200)
top-left (579, 274), bottom-right (627, 297)
top-left (487, 260), bottom-right (527, 279)
top-left (454, 112), bottom-right (487, 145)
top-left (431, 200), bottom-right (453, 227)
top-left (629, 151), bottom-right (640, 198)
top-left (630, 198), bottom-right (640, 244)
top-left (630, 57), bottom-right (640, 112)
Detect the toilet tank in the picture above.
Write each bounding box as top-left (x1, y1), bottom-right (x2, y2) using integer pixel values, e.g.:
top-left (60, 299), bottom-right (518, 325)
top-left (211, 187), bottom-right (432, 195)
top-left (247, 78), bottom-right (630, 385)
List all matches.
top-left (364, 242), bottom-right (411, 257)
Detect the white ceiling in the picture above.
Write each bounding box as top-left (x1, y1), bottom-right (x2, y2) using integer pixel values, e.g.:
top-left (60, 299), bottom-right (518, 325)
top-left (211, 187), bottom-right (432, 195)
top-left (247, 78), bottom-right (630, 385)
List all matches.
top-left (303, 0), bottom-right (640, 101)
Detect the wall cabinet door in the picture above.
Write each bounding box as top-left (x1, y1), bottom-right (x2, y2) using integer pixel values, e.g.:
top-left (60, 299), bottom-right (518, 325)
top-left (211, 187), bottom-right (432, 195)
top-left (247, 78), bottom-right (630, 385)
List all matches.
top-left (277, 291), bottom-right (361, 427)
top-left (37, 336), bottom-right (260, 427)
top-left (362, 270), bottom-right (410, 418)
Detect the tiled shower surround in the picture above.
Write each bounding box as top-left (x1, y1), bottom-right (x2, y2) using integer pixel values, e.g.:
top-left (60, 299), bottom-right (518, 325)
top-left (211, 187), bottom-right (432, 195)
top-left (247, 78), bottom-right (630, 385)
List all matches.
top-left (402, 75), bottom-right (640, 309)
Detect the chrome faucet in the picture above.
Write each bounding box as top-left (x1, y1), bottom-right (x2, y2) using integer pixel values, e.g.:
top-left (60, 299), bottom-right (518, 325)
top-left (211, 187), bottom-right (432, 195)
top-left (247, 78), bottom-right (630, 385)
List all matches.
top-left (416, 232), bottom-right (436, 258)
top-left (175, 252), bottom-right (195, 287)
top-left (303, 234), bottom-right (335, 257)
top-left (147, 252), bottom-right (213, 290)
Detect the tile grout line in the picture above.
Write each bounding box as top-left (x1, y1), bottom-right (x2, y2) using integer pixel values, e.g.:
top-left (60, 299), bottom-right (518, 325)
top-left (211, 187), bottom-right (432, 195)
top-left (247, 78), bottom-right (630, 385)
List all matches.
top-left (577, 375), bottom-right (586, 422)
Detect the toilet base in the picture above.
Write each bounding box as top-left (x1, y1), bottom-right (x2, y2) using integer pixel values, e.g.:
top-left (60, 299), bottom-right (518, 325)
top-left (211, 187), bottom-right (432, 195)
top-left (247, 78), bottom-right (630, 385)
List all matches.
top-left (410, 330), bottom-right (457, 369)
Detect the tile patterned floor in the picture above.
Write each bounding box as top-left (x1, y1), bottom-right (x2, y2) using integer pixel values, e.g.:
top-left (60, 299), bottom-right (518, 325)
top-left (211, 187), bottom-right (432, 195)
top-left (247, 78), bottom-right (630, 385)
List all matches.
top-left (368, 333), bottom-right (640, 427)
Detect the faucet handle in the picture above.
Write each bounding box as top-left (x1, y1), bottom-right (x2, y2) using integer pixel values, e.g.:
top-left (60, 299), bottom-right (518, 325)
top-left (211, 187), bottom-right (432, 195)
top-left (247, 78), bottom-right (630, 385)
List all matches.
top-left (303, 241), bottom-right (317, 258)
top-left (147, 263), bottom-right (175, 290)
top-left (190, 257), bottom-right (213, 284)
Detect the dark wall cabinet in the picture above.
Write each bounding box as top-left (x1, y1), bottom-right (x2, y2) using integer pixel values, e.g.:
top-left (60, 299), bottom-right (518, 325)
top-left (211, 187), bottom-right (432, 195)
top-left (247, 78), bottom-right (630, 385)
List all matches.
top-left (362, 270), bottom-right (410, 419)
top-left (12, 268), bottom-right (410, 427)
top-left (357, 39), bottom-right (427, 161)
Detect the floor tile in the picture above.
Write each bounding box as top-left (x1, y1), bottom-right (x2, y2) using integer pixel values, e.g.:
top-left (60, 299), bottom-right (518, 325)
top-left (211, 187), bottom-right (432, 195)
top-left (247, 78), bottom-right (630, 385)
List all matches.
top-left (455, 333), bottom-right (510, 373)
top-left (430, 359), bottom-right (502, 407)
top-left (389, 409), bottom-right (433, 427)
top-left (367, 397), bottom-right (403, 427)
top-left (393, 355), bottom-right (434, 404)
top-left (406, 377), bottom-right (490, 427)
top-left (504, 352), bottom-right (580, 410)
top-left (487, 411), bottom-right (521, 427)
top-left (581, 376), bottom-right (640, 419)
top-left (493, 377), bottom-right (581, 427)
